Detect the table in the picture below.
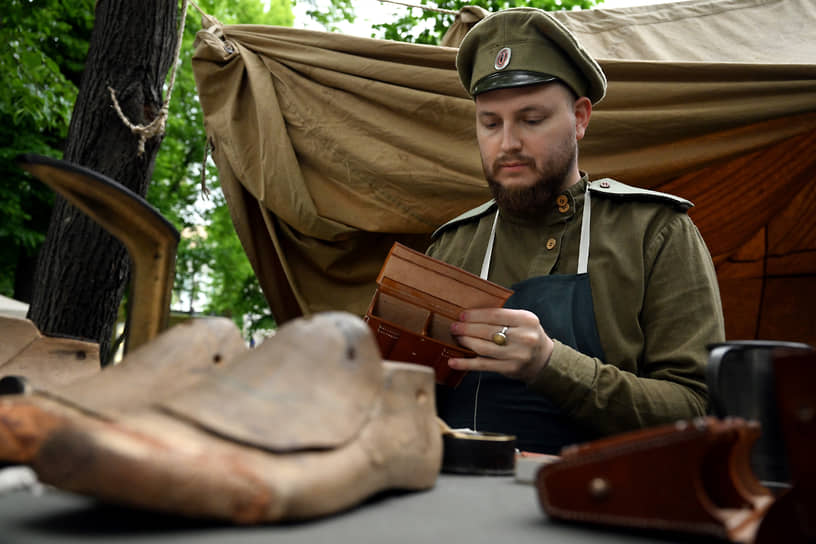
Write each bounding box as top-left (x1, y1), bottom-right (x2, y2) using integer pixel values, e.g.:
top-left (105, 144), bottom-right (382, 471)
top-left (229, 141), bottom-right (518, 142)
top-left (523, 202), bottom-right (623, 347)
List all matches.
top-left (0, 474), bottom-right (709, 543)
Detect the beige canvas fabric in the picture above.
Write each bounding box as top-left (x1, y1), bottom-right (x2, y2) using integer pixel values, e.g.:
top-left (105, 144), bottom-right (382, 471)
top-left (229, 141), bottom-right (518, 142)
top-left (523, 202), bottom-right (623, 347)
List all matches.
top-left (191, 0), bottom-right (816, 344)
top-left (549, 0), bottom-right (816, 63)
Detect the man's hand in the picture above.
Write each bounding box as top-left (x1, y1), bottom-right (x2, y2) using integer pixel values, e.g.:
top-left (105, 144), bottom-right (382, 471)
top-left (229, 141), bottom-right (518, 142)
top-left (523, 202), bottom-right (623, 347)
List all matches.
top-left (448, 308), bottom-right (554, 383)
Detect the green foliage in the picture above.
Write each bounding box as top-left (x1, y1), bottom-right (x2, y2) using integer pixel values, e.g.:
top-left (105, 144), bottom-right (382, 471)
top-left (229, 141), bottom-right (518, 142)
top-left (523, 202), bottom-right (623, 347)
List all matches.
top-left (0, 0), bottom-right (95, 297)
top-left (1, 0), bottom-right (601, 334)
top-left (149, 0), bottom-right (293, 336)
top-left (201, 192), bottom-right (277, 333)
top-left (0, 0), bottom-right (288, 337)
top-left (372, 0), bottom-right (600, 44)
top-left (150, 0), bottom-right (293, 230)
top-left (299, 0), bottom-right (356, 32)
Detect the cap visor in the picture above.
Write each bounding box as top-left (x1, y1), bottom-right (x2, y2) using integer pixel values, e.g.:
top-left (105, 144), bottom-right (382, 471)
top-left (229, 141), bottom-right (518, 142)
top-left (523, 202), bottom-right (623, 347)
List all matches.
top-left (472, 71), bottom-right (557, 96)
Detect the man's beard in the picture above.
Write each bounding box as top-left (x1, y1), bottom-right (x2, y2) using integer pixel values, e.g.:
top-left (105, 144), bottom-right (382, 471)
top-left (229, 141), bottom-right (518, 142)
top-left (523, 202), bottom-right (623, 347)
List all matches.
top-left (484, 141), bottom-right (577, 218)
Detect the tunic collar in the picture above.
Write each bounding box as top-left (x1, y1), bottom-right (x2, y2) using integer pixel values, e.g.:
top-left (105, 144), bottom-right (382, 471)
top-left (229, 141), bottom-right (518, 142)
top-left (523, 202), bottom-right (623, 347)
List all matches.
top-left (499, 173), bottom-right (589, 227)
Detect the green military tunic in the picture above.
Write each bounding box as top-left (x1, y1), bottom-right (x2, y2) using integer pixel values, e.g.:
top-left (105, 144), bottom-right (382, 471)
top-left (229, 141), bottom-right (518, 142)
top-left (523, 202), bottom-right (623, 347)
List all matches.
top-left (427, 175), bottom-right (725, 437)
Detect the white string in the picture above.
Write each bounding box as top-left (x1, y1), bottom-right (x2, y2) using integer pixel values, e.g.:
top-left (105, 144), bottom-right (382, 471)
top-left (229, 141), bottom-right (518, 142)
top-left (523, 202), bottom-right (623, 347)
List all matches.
top-left (472, 372), bottom-right (482, 432)
top-left (376, 0), bottom-right (458, 15)
top-left (474, 208), bottom-right (500, 432)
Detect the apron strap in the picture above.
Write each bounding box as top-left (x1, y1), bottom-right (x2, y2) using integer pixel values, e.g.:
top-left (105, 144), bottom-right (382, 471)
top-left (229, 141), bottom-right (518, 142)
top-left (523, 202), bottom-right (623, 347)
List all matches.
top-left (481, 184), bottom-right (593, 279)
top-left (480, 210), bottom-right (500, 280)
top-left (475, 209), bottom-right (501, 430)
top-left (577, 185), bottom-right (591, 275)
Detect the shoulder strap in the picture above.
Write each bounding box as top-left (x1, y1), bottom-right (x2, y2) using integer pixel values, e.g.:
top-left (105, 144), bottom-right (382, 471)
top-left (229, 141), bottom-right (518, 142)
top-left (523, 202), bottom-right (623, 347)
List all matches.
top-left (431, 199), bottom-right (497, 239)
top-left (588, 178), bottom-right (693, 211)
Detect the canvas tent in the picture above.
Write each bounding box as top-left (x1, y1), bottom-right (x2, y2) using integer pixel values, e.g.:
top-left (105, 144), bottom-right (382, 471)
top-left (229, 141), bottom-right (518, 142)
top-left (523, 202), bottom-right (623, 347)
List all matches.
top-left (191, 0), bottom-right (816, 345)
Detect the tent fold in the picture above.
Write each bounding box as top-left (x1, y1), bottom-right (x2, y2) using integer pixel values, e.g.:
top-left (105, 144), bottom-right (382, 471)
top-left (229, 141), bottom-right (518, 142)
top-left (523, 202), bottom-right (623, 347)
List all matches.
top-left (192, 0), bottom-right (816, 343)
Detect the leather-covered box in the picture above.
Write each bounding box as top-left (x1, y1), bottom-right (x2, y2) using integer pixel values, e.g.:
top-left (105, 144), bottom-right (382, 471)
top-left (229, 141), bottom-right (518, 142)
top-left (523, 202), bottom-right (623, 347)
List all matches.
top-left (364, 243), bottom-right (513, 387)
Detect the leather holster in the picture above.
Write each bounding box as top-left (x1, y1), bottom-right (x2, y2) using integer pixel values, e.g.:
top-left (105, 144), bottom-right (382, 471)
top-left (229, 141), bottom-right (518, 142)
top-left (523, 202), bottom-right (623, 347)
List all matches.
top-left (536, 417), bottom-right (773, 543)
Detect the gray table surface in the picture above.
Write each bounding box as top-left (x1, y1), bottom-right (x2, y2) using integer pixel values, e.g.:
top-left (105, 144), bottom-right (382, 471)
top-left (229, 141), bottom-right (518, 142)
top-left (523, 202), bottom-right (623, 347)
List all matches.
top-left (0, 473), bottom-right (719, 544)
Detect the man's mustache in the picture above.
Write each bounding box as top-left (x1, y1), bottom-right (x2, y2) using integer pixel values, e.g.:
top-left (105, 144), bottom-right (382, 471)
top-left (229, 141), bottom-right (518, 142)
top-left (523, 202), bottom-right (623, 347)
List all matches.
top-left (493, 154), bottom-right (535, 171)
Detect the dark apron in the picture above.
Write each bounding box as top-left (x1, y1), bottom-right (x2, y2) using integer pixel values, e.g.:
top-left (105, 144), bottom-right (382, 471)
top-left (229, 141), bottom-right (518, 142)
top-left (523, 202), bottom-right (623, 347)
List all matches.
top-left (437, 187), bottom-right (606, 454)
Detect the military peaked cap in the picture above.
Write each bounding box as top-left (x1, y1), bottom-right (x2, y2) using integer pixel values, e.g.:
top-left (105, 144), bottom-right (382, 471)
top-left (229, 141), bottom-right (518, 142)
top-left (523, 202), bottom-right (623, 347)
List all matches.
top-left (456, 8), bottom-right (607, 104)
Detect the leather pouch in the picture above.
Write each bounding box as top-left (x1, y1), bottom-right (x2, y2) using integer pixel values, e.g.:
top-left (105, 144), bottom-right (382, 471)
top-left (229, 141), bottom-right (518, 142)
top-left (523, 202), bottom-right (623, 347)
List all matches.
top-left (364, 242), bottom-right (513, 387)
top-left (536, 417), bottom-right (773, 543)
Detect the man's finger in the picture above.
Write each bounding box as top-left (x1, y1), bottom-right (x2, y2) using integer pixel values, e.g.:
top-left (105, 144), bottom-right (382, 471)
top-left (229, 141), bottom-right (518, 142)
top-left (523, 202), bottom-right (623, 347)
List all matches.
top-left (448, 356), bottom-right (513, 372)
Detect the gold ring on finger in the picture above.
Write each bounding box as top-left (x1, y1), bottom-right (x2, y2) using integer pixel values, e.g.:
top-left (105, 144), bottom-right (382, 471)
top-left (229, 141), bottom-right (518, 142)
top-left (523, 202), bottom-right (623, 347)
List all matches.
top-left (492, 326), bottom-right (509, 346)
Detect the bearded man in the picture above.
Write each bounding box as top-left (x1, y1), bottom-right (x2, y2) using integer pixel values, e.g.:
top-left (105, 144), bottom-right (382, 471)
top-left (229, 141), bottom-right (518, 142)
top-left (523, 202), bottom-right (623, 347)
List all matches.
top-left (428, 8), bottom-right (725, 454)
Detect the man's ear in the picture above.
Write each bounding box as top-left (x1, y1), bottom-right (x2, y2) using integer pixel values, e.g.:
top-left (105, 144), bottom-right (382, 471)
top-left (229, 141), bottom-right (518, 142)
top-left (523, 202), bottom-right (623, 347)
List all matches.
top-left (574, 97), bottom-right (592, 141)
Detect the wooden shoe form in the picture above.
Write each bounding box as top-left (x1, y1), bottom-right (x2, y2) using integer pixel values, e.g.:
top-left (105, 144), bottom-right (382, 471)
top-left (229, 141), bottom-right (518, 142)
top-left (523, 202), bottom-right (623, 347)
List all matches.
top-left (3, 313), bottom-right (442, 522)
top-left (0, 316), bottom-right (100, 392)
top-left (0, 317), bottom-right (246, 464)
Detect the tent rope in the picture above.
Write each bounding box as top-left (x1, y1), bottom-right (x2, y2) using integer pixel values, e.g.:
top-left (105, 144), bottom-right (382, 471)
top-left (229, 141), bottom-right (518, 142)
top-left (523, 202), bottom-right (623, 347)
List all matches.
top-left (377, 0), bottom-right (458, 16)
top-left (113, 0), bottom-right (456, 185)
top-left (108, 0), bottom-right (190, 156)
top-left (188, 0), bottom-right (209, 19)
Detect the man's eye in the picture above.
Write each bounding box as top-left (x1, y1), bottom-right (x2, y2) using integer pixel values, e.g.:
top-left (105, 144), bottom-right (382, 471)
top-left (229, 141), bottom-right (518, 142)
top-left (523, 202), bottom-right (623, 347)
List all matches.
top-left (524, 118), bottom-right (543, 125)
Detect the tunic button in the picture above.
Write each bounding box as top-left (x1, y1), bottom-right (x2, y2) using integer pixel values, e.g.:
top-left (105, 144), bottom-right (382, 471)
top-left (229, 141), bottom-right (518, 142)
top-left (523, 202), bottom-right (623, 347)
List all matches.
top-left (546, 238), bottom-right (557, 250)
top-left (556, 195), bottom-right (568, 207)
top-left (558, 203), bottom-right (570, 213)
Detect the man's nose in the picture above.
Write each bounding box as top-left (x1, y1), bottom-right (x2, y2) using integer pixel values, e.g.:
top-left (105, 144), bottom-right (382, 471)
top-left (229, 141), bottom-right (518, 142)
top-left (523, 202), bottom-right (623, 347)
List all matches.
top-left (500, 124), bottom-right (522, 153)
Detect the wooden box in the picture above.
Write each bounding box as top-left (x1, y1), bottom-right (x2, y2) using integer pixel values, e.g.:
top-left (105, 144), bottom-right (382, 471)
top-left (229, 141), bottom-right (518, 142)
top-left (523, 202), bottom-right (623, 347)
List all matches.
top-left (364, 243), bottom-right (513, 387)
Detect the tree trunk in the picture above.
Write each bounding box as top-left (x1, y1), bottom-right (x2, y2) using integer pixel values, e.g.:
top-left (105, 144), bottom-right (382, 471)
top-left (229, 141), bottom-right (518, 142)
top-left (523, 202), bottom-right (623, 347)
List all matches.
top-left (28, 0), bottom-right (179, 365)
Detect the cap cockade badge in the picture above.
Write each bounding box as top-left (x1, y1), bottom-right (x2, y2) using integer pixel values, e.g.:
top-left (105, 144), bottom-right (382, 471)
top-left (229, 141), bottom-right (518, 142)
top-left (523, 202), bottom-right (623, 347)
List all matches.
top-left (494, 47), bottom-right (512, 70)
